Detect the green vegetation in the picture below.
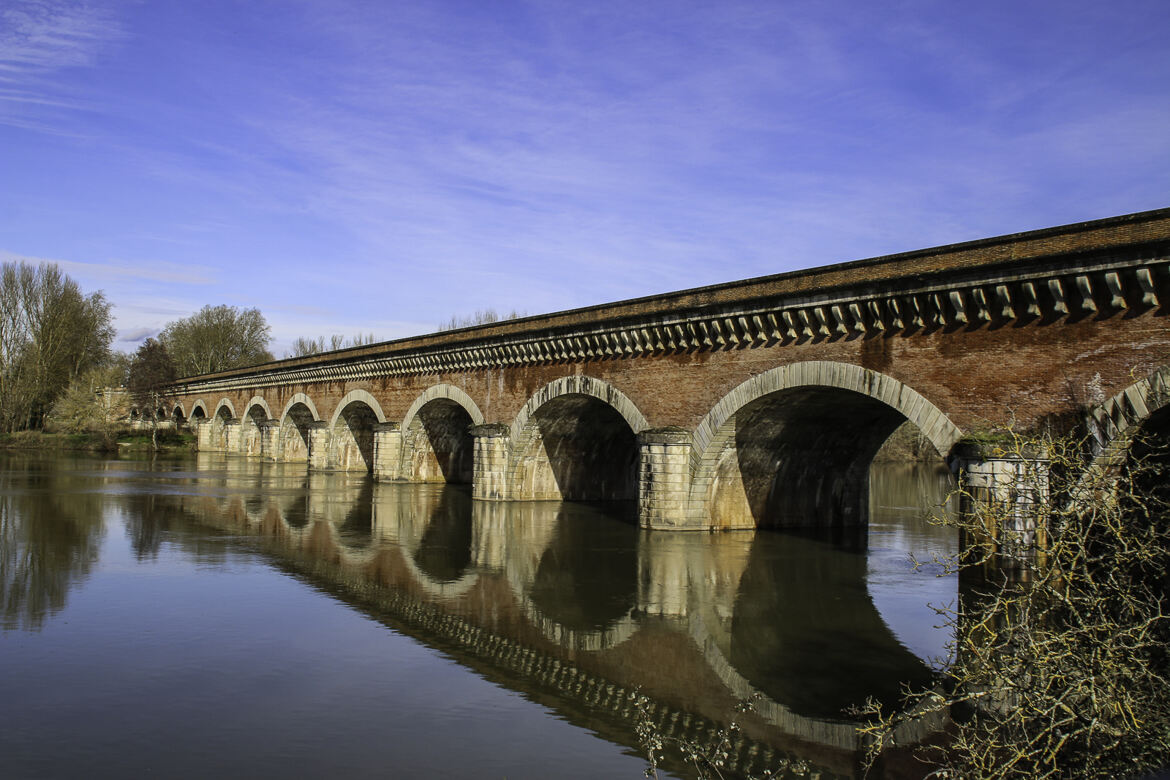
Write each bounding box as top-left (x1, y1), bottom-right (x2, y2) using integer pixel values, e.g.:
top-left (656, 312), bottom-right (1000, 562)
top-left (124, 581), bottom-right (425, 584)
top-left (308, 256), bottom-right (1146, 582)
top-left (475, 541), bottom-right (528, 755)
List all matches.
top-left (127, 338), bottom-right (178, 450)
top-left (857, 429), bottom-right (1170, 779)
top-left (0, 428), bottom-right (194, 453)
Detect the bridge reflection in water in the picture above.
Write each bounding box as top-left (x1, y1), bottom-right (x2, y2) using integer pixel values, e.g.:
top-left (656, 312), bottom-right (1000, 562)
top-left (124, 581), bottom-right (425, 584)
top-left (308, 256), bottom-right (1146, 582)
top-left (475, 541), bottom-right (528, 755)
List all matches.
top-left (170, 453), bottom-right (957, 778)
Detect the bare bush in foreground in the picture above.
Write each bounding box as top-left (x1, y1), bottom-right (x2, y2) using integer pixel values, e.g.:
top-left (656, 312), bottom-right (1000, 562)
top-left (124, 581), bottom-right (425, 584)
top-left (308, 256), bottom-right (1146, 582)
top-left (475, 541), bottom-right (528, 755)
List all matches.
top-left (857, 430), bottom-right (1170, 779)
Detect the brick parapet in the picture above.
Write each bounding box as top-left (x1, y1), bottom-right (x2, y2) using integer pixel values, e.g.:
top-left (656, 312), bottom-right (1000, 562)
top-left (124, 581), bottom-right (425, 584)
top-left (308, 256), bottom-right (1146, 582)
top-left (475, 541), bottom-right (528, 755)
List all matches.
top-left (171, 208), bottom-right (1170, 395)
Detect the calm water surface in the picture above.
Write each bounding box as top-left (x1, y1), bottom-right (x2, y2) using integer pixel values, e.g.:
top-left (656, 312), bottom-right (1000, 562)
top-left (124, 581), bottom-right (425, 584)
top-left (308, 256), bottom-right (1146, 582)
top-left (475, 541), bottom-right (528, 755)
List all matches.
top-left (0, 453), bottom-right (957, 778)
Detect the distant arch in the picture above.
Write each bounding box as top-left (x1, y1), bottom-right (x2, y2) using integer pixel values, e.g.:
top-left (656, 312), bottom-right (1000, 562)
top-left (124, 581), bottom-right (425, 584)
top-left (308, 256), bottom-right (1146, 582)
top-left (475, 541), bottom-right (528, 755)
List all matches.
top-left (328, 389), bottom-right (387, 429)
top-left (329, 390), bottom-right (386, 473)
top-left (213, 398), bottom-right (237, 421)
top-left (276, 393), bottom-right (320, 463)
top-left (190, 400), bottom-right (209, 419)
top-left (279, 393), bottom-right (321, 426)
top-left (401, 385), bottom-right (484, 484)
top-left (241, 396), bottom-right (274, 421)
top-left (402, 384), bottom-right (485, 432)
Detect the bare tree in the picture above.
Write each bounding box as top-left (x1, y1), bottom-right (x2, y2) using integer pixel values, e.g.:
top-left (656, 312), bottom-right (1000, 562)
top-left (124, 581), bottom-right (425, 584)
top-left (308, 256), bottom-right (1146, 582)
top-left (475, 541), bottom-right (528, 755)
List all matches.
top-left (287, 332), bottom-right (378, 358)
top-left (159, 304), bottom-right (273, 377)
top-left (0, 261), bottom-right (114, 432)
top-left (437, 308), bottom-right (525, 332)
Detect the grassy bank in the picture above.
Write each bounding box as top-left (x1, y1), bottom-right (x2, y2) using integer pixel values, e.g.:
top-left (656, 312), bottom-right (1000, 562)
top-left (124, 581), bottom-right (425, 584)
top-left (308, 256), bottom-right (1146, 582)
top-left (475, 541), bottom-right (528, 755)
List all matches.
top-left (0, 429), bottom-right (196, 453)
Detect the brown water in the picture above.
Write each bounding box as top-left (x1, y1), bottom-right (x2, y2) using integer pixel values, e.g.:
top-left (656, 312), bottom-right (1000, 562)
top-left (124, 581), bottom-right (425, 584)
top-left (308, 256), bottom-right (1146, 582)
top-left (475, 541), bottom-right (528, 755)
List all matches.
top-left (0, 452), bottom-right (957, 778)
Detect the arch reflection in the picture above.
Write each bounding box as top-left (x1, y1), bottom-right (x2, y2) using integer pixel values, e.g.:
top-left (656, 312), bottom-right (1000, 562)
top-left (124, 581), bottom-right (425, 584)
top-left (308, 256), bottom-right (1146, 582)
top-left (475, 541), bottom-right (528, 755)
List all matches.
top-left (136, 459), bottom-right (959, 772)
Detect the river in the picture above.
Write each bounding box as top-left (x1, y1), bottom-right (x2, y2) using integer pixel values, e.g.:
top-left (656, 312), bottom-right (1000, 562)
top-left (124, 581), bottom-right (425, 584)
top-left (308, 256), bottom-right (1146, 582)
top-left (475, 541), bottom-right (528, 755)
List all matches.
top-left (0, 452), bottom-right (957, 778)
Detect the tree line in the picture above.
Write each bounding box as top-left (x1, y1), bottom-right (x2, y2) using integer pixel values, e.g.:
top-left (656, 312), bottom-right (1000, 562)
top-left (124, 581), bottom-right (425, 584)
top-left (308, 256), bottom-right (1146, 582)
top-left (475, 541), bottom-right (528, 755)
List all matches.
top-left (287, 332), bottom-right (378, 358)
top-left (4, 259), bottom-right (527, 437)
top-left (0, 262), bottom-right (114, 432)
top-left (0, 260), bottom-right (283, 436)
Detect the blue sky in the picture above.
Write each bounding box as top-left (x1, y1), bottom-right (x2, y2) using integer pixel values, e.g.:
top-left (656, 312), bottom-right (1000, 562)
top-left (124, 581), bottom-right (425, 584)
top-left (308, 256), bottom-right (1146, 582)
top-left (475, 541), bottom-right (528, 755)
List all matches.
top-left (2, 0), bottom-right (1167, 357)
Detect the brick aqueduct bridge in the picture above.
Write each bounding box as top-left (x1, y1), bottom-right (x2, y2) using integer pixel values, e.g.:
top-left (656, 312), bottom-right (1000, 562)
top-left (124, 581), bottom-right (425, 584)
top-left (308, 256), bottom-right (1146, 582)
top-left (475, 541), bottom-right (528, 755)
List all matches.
top-left (169, 209), bottom-right (1170, 531)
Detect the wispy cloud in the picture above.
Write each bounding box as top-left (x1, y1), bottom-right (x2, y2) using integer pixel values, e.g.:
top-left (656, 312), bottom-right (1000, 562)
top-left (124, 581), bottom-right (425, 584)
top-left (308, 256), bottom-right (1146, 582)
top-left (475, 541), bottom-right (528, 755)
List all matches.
top-left (0, 250), bottom-right (216, 285)
top-left (0, 0), bottom-right (126, 130)
top-left (118, 327), bottom-right (154, 343)
top-left (0, 0), bottom-right (1165, 352)
top-left (0, 1), bottom-right (122, 77)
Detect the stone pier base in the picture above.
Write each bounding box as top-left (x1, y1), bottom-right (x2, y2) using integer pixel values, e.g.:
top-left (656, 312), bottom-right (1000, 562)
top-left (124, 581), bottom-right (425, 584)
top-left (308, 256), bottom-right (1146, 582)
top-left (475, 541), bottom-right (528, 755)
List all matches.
top-left (373, 422), bottom-right (404, 481)
top-left (637, 428), bottom-right (695, 530)
top-left (471, 424), bottom-right (511, 500)
top-left (953, 441), bottom-right (1050, 564)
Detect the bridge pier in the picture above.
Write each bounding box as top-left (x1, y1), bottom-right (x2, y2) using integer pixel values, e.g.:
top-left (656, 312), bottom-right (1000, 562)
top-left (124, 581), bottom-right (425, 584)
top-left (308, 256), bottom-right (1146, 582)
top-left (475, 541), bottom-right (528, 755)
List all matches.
top-left (471, 424), bottom-right (511, 500)
top-left (953, 442), bottom-right (1049, 566)
top-left (260, 420), bottom-right (280, 460)
top-left (637, 428), bottom-right (695, 530)
top-left (195, 419), bottom-right (213, 451)
top-left (306, 421), bottom-right (330, 470)
top-left (222, 418), bottom-right (241, 453)
top-left (372, 422), bottom-right (404, 480)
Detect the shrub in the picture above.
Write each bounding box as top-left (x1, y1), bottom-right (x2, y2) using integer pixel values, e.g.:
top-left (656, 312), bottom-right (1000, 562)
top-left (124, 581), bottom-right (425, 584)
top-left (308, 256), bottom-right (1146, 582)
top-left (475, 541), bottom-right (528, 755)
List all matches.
top-left (858, 430), bottom-right (1170, 778)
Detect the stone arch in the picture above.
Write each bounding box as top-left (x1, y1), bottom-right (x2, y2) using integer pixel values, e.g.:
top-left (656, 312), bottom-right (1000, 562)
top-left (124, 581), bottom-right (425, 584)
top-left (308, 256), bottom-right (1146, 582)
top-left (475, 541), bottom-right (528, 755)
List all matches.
top-left (401, 385), bottom-right (485, 484)
top-left (510, 375), bottom-right (648, 442)
top-left (691, 361), bottom-right (962, 529)
top-left (1086, 365), bottom-right (1170, 465)
top-left (329, 389), bottom-right (386, 473)
top-left (239, 396), bottom-right (274, 457)
top-left (1083, 365), bottom-right (1170, 510)
top-left (508, 376), bottom-right (649, 501)
top-left (277, 393), bottom-right (321, 463)
top-left (402, 384), bottom-right (485, 432)
top-left (189, 400), bottom-right (209, 419)
top-left (209, 398), bottom-right (238, 452)
top-left (213, 398), bottom-right (236, 421)
top-left (279, 393), bottom-right (322, 426)
top-left (328, 389), bottom-right (387, 429)
top-left (171, 401), bottom-right (186, 420)
top-left (241, 396), bottom-right (273, 422)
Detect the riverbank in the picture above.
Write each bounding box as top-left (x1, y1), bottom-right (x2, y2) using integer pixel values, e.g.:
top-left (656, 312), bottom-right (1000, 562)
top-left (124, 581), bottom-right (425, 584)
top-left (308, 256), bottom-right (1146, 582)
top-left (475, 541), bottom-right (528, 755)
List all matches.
top-left (0, 429), bottom-right (196, 454)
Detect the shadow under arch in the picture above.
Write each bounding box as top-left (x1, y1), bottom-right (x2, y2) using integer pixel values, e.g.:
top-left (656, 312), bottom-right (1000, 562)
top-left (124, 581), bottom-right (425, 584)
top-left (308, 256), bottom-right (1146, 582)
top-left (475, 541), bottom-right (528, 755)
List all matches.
top-left (508, 377), bottom-right (648, 502)
top-left (1085, 367), bottom-right (1170, 520)
top-left (241, 396), bottom-right (273, 420)
top-left (239, 396), bottom-right (274, 457)
top-left (277, 393), bottom-right (321, 463)
top-left (329, 390), bottom-right (387, 474)
top-left (210, 399), bottom-right (236, 451)
top-left (402, 386), bottom-right (485, 484)
top-left (691, 362), bottom-right (962, 529)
